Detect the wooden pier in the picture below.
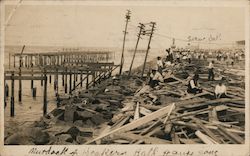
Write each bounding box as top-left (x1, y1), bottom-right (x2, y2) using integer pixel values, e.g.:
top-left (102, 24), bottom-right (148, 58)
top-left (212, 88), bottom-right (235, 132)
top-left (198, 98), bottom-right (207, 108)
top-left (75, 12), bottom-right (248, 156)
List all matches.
top-left (4, 51), bottom-right (118, 117)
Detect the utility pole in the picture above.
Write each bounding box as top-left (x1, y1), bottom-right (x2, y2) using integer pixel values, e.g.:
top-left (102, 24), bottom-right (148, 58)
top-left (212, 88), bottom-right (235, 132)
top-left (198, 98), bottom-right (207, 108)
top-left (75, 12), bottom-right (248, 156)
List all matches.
top-left (119, 10), bottom-right (131, 75)
top-left (128, 23), bottom-right (145, 76)
top-left (141, 22), bottom-right (156, 78)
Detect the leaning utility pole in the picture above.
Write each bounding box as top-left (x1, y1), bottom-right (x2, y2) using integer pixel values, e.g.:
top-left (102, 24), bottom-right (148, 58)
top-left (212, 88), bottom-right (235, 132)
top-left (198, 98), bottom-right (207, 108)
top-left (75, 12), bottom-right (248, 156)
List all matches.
top-left (141, 22), bottom-right (156, 78)
top-left (119, 10), bottom-right (131, 75)
top-left (128, 23), bottom-right (145, 76)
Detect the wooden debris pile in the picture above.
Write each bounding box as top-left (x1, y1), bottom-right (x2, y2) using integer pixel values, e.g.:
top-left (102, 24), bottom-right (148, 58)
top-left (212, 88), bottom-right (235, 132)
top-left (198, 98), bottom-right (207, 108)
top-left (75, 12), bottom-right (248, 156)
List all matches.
top-left (80, 58), bottom-right (245, 145)
top-left (4, 58), bottom-right (245, 145)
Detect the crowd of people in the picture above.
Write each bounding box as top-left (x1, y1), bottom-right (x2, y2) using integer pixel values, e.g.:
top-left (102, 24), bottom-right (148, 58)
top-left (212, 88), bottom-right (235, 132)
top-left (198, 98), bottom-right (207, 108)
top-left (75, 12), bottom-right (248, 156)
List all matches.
top-left (146, 47), bottom-right (242, 99)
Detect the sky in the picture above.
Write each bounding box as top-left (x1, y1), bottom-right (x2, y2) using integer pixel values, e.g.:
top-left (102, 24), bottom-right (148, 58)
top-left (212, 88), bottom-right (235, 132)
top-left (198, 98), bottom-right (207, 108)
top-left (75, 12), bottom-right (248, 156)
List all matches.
top-left (4, 4), bottom-right (246, 49)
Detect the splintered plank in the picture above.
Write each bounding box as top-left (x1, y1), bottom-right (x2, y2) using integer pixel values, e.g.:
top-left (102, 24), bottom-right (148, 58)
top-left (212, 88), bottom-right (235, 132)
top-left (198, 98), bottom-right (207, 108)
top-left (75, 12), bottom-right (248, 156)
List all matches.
top-left (111, 116), bottom-right (130, 130)
top-left (141, 98), bottom-right (206, 111)
top-left (145, 126), bottom-right (163, 137)
top-left (140, 104), bottom-right (164, 111)
top-left (179, 138), bottom-right (198, 144)
top-left (134, 102), bottom-right (140, 120)
top-left (113, 132), bottom-right (171, 144)
top-left (173, 118), bottom-right (244, 135)
top-left (208, 106), bottom-right (219, 122)
top-left (218, 126), bottom-right (244, 144)
top-left (154, 90), bottom-right (183, 97)
top-left (171, 131), bottom-right (180, 144)
top-left (211, 121), bottom-right (244, 131)
top-left (133, 140), bottom-right (144, 144)
top-left (228, 107), bottom-right (245, 113)
top-left (171, 107), bottom-right (213, 120)
top-left (140, 120), bottom-right (162, 135)
top-left (217, 128), bottom-right (236, 144)
top-left (113, 139), bottom-right (130, 144)
top-left (191, 105), bottom-right (229, 117)
top-left (180, 91), bottom-right (211, 100)
top-left (193, 118), bottom-right (222, 144)
top-left (181, 98), bottom-right (242, 109)
top-left (140, 107), bottom-right (152, 116)
top-left (84, 103), bottom-right (175, 144)
top-left (195, 130), bottom-right (218, 144)
top-left (170, 75), bottom-right (186, 84)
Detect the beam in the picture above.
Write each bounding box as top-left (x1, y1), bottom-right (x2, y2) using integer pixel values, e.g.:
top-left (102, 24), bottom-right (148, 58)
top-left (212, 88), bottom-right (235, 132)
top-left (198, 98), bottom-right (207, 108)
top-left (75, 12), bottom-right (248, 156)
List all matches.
top-left (113, 132), bottom-right (171, 144)
top-left (5, 76), bottom-right (46, 80)
top-left (85, 103), bottom-right (175, 144)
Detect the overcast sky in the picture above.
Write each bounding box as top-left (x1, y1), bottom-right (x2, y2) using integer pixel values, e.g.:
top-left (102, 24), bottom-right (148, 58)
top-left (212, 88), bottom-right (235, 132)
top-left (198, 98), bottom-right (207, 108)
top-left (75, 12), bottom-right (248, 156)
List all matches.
top-left (4, 4), bottom-right (245, 49)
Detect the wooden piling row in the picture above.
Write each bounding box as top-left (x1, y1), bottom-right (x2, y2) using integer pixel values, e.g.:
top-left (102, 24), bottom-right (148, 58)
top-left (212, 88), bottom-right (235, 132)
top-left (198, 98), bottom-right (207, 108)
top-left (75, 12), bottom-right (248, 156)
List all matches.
top-left (5, 51), bottom-right (117, 117)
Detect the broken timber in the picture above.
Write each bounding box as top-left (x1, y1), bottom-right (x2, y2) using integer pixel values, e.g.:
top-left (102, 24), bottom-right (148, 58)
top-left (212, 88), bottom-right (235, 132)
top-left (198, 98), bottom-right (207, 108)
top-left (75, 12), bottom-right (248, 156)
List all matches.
top-left (85, 103), bottom-right (175, 144)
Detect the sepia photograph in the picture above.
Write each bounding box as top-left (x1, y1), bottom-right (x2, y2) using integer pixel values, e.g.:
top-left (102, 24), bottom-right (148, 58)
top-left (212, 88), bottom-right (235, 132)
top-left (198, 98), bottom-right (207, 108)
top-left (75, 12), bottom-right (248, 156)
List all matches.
top-left (0, 1), bottom-right (249, 155)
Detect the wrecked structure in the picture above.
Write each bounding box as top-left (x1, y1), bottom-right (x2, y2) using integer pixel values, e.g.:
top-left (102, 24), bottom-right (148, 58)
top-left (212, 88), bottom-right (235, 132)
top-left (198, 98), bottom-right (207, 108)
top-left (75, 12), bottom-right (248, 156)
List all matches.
top-left (4, 51), bottom-right (245, 145)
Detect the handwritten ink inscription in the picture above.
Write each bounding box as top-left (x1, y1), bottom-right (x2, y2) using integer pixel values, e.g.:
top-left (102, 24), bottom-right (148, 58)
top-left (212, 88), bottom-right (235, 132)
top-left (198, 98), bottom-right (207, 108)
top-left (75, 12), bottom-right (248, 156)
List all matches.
top-left (28, 146), bottom-right (69, 155)
top-left (27, 146), bottom-right (220, 156)
top-left (187, 34), bottom-right (221, 42)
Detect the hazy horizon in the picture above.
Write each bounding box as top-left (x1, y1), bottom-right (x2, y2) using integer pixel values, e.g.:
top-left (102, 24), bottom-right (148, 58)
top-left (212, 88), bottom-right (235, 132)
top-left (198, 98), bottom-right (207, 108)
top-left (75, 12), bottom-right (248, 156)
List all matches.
top-left (4, 4), bottom-right (245, 49)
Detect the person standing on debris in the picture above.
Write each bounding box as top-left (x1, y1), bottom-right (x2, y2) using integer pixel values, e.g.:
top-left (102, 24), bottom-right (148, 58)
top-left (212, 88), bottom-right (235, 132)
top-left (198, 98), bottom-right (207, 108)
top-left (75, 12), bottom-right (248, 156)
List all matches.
top-left (156, 56), bottom-right (164, 74)
top-left (234, 52), bottom-right (239, 63)
top-left (149, 69), bottom-right (164, 88)
top-left (169, 48), bottom-right (174, 63)
top-left (208, 51), bottom-right (213, 58)
top-left (187, 53), bottom-right (192, 64)
top-left (208, 60), bottom-right (215, 81)
top-left (165, 48), bottom-right (174, 64)
top-left (215, 80), bottom-right (228, 98)
top-left (187, 73), bottom-right (202, 94)
top-left (175, 52), bottom-right (181, 63)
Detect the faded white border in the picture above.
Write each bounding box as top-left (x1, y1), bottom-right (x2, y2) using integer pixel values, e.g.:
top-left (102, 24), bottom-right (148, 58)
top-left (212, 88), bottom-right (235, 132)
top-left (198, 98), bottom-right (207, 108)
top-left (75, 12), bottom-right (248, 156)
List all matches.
top-left (0, 1), bottom-right (249, 156)
top-left (0, 1), bottom-right (5, 155)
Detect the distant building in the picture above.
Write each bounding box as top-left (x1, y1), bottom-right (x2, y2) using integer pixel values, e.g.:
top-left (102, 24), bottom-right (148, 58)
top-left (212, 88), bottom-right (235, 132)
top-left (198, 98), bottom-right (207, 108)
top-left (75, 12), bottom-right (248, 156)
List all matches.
top-left (235, 40), bottom-right (245, 50)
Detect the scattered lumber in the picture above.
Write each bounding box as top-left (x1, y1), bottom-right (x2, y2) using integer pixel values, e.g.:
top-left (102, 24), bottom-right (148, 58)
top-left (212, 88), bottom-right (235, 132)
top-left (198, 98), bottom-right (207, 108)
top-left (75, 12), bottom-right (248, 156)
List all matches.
top-left (218, 126), bottom-right (244, 144)
top-left (84, 103), bottom-right (175, 144)
top-left (5, 55), bottom-right (245, 145)
top-left (113, 132), bottom-right (172, 144)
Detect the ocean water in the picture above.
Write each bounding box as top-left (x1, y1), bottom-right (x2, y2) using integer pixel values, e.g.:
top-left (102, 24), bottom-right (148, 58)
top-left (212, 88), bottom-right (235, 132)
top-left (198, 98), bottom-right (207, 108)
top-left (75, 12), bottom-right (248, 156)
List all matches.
top-left (4, 45), bottom-right (165, 130)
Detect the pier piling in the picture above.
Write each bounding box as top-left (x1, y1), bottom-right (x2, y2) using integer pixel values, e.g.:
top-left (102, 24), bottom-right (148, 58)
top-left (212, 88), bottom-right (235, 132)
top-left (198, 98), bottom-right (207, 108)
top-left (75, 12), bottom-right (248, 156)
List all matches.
top-left (10, 72), bottom-right (15, 117)
top-left (43, 72), bottom-right (48, 116)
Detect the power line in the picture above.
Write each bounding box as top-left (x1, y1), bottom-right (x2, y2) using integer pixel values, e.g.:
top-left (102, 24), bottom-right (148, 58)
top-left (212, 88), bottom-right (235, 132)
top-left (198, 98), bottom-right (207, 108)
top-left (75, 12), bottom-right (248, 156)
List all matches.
top-left (128, 23), bottom-right (145, 76)
top-left (119, 10), bottom-right (131, 75)
top-left (141, 22), bottom-right (156, 78)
